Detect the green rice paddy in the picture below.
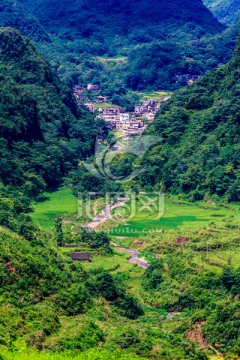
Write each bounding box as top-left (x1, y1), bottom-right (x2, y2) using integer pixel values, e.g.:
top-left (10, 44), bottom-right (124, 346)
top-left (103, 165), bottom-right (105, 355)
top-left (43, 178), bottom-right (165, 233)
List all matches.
top-left (134, 90), bottom-right (173, 101)
top-left (109, 196), bottom-right (237, 237)
top-left (31, 188), bottom-right (78, 231)
top-left (31, 189), bottom-right (238, 238)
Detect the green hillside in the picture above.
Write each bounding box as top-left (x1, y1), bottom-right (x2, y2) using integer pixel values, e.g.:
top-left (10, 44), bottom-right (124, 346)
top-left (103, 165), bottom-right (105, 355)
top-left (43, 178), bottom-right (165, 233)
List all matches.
top-left (138, 37), bottom-right (240, 201)
top-left (19, 0), bottom-right (223, 37)
top-left (0, 0), bottom-right (50, 42)
top-left (0, 27), bottom-right (96, 200)
top-left (15, 0), bottom-right (232, 91)
top-left (204, 0), bottom-right (240, 25)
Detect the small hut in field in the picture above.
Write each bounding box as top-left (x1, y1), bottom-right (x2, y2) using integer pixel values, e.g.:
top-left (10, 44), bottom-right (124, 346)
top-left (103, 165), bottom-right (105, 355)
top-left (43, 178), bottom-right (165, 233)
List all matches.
top-left (71, 252), bottom-right (91, 261)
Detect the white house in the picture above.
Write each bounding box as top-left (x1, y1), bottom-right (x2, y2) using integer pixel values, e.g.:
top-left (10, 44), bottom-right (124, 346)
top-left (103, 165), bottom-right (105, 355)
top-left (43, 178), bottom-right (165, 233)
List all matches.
top-left (120, 113), bottom-right (130, 122)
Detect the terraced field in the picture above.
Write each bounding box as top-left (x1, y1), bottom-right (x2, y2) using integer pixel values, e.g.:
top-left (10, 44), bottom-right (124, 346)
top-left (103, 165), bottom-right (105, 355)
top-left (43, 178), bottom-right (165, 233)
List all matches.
top-left (108, 195), bottom-right (237, 237)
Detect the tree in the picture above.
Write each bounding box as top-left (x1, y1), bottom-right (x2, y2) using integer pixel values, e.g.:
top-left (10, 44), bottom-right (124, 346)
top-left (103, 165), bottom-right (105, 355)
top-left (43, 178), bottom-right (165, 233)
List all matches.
top-left (55, 217), bottom-right (64, 246)
top-left (18, 214), bottom-right (37, 241)
top-left (142, 260), bottom-right (163, 290)
top-left (115, 295), bottom-right (144, 319)
top-left (97, 272), bottom-right (118, 300)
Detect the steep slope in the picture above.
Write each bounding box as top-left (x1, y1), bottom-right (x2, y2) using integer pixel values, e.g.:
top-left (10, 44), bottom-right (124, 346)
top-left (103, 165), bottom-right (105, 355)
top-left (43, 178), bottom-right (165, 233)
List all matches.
top-left (140, 37), bottom-right (240, 201)
top-left (19, 0), bottom-right (223, 39)
top-left (203, 0), bottom-right (240, 25)
top-left (0, 27), bottom-right (96, 197)
top-left (15, 0), bottom-right (228, 90)
top-left (0, 0), bottom-right (50, 42)
top-left (0, 220), bottom-right (144, 356)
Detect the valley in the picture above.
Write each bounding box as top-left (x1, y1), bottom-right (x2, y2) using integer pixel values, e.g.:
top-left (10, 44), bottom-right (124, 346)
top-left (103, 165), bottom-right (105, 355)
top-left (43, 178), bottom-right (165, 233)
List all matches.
top-left (74, 84), bottom-right (173, 138)
top-left (14, 184), bottom-right (239, 360)
top-left (0, 0), bottom-right (239, 359)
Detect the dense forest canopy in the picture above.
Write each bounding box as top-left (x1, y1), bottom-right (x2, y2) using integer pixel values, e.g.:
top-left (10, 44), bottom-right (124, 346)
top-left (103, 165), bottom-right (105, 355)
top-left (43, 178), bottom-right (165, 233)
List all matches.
top-left (0, 0), bottom-right (50, 42)
top-left (19, 0), bottom-right (223, 37)
top-left (0, 27), bottom-right (96, 199)
top-left (204, 0), bottom-right (240, 25)
top-left (7, 0), bottom-right (237, 91)
top-left (138, 37), bottom-right (240, 201)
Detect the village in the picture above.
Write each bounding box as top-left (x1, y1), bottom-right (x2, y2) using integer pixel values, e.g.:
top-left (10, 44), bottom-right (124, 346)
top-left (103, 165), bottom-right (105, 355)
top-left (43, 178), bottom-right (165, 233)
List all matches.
top-left (73, 83), bottom-right (172, 138)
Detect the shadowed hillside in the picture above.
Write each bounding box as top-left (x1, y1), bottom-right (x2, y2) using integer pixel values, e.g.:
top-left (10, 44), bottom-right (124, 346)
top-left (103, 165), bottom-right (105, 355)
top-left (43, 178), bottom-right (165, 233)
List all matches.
top-left (19, 0), bottom-right (223, 38)
top-left (15, 0), bottom-right (230, 91)
top-left (0, 27), bottom-right (96, 197)
top-left (204, 0), bottom-right (240, 25)
top-left (0, 0), bottom-right (50, 42)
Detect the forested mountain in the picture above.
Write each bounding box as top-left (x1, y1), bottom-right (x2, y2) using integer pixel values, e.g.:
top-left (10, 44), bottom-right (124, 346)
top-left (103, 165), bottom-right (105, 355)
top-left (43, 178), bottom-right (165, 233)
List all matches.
top-left (19, 0), bottom-right (223, 39)
top-left (0, 27), bottom-right (96, 200)
top-left (1, 0), bottom-right (238, 92)
top-left (0, 1), bottom-right (239, 357)
top-left (0, 27), bottom-right (148, 358)
top-left (0, 0), bottom-right (50, 42)
top-left (14, 0), bottom-right (235, 91)
top-left (0, 224), bottom-right (148, 358)
top-left (203, 0), bottom-right (240, 25)
top-left (139, 37), bottom-right (240, 202)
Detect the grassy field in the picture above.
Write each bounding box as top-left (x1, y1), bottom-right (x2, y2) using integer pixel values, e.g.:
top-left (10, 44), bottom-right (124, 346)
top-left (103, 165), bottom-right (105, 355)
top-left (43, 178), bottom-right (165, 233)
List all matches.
top-left (134, 90), bottom-right (173, 101)
top-left (111, 131), bottom-right (123, 138)
top-left (94, 101), bottom-right (115, 109)
top-left (108, 195), bottom-right (238, 237)
top-left (97, 56), bottom-right (128, 64)
top-left (82, 251), bottom-right (138, 273)
top-left (31, 188), bottom-right (78, 231)
top-left (31, 189), bottom-right (238, 237)
top-left (0, 349), bottom-right (147, 360)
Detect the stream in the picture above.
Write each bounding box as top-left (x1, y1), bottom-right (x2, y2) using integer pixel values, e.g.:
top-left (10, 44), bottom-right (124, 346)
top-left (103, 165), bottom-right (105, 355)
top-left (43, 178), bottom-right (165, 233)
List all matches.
top-left (113, 245), bottom-right (150, 269)
top-left (84, 197), bottom-right (150, 269)
top-left (84, 197), bottom-right (128, 230)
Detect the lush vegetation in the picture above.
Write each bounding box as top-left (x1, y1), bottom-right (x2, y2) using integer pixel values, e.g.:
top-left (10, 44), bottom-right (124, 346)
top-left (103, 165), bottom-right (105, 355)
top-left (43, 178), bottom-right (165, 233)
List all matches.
top-left (0, 225), bottom-right (145, 354)
top-left (204, 0), bottom-right (240, 25)
top-left (0, 0), bottom-right (238, 96)
top-left (0, 1), bottom-right (239, 358)
top-left (31, 189), bottom-right (78, 231)
top-left (19, 0), bottom-right (223, 36)
top-left (0, 0), bottom-right (50, 41)
top-left (1, 349), bottom-right (148, 360)
top-left (0, 27), bottom-right (96, 201)
top-left (7, 187), bottom-right (238, 359)
top-left (8, 0), bottom-right (235, 92)
top-left (134, 37), bottom-right (240, 202)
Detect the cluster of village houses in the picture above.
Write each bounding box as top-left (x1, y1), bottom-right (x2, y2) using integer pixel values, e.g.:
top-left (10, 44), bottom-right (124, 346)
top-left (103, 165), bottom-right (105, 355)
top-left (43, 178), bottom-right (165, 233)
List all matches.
top-left (73, 84), bottom-right (171, 137)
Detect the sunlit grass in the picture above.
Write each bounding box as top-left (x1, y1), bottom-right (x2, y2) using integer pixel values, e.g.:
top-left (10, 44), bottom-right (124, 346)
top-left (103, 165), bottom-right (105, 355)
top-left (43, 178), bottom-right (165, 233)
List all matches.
top-left (133, 90), bottom-right (173, 101)
top-left (110, 196), bottom-right (236, 237)
top-left (0, 349), bottom-right (147, 360)
top-left (31, 188), bottom-right (78, 231)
